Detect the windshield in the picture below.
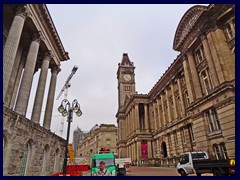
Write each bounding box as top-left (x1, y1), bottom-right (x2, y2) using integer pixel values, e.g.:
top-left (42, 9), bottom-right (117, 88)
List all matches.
top-left (192, 153), bottom-right (207, 159)
top-left (92, 158), bottom-right (115, 168)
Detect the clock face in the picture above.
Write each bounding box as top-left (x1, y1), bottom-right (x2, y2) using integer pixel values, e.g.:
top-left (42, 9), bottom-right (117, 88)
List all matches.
top-left (124, 74), bottom-right (131, 81)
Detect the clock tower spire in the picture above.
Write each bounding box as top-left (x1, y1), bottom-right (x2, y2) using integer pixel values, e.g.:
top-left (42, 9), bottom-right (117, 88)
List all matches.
top-left (117, 53), bottom-right (136, 110)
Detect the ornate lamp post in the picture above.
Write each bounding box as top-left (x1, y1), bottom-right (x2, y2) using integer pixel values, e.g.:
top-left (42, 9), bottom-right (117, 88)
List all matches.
top-left (58, 99), bottom-right (82, 174)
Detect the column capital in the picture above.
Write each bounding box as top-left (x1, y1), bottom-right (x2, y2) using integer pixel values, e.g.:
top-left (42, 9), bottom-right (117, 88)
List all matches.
top-left (186, 50), bottom-right (193, 57)
top-left (15, 5), bottom-right (30, 20)
top-left (43, 50), bottom-right (53, 61)
top-left (200, 33), bottom-right (207, 41)
top-left (32, 31), bottom-right (42, 43)
top-left (182, 55), bottom-right (188, 62)
top-left (51, 65), bottom-right (61, 74)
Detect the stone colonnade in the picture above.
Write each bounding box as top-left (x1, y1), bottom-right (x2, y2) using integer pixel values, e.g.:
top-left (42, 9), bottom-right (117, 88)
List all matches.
top-left (3, 6), bottom-right (61, 130)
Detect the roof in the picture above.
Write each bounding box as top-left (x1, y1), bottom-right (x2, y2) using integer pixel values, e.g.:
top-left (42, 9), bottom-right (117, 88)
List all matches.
top-left (120, 53), bottom-right (134, 66)
top-left (92, 153), bottom-right (115, 159)
top-left (173, 5), bottom-right (207, 51)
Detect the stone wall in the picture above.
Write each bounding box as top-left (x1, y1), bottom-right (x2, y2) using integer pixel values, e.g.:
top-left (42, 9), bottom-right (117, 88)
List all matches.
top-left (3, 106), bottom-right (66, 176)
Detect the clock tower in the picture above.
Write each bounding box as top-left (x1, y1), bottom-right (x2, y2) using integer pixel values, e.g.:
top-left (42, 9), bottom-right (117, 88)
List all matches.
top-left (117, 53), bottom-right (136, 111)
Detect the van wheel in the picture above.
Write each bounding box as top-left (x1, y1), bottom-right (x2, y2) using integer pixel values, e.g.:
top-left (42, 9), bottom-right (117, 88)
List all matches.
top-left (196, 173), bottom-right (201, 176)
top-left (180, 170), bottom-right (187, 176)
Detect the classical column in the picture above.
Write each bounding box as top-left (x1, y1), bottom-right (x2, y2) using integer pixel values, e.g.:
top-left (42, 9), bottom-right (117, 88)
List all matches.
top-left (4, 46), bottom-right (24, 107)
top-left (9, 52), bottom-right (26, 109)
top-left (147, 141), bottom-right (152, 158)
top-left (131, 144), bottom-right (133, 161)
top-left (132, 109), bottom-right (135, 132)
top-left (15, 32), bottom-right (41, 115)
top-left (3, 6), bottom-right (28, 101)
top-left (43, 66), bottom-right (61, 129)
top-left (214, 28), bottom-right (235, 81)
top-left (135, 104), bottom-right (140, 132)
top-left (153, 102), bottom-right (158, 129)
top-left (137, 141), bottom-right (141, 161)
top-left (165, 88), bottom-right (172, 123)
top-left (156, 98), bottom-right (162, 128)
top-left (206, 32), bottom-right (225, 84)
top-left (177, 79), bottom-right (186, 115)
top-left (127, 111), bottom-right (132, 135)
top-left (170, 82), bottom-right (178, 119)
top-left (201, 34), bottom-right (219, 88)
top-left (186, 51), bottom-right (203, 98)
top-left (144, 104), bottom-right (149, 131)
top-left (31, 51), bottom-right (52, 124)
top-left (127, 114), bottom-right (130, 136)
top-left (156, 139), bottom-right (159, 158)
top-left (160, 94), bottom-right (166, 126)
top-left (182, 56), bottom-right (194, 103)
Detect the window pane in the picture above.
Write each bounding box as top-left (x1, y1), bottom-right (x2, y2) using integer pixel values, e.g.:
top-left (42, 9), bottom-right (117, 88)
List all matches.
top-left (213, 144), bottom-right (222, 160)
top-left (189, 125), bottom-right (195, 142)
top-left (207, 111), bottom-right (214, 132)
top-left (20, 144), bottom-right (29, 176)
top-left (213, 109), bottom-right (221, 130)
top-left (181, 128), bottom-right (186, 143)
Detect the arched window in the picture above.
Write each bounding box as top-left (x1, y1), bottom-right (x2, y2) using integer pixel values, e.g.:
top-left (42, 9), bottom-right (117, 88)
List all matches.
top-left (20, 144), bottom-right (30, 176)
top-left (3, 136), bottom-right (7, 164)
top-left (54, 148), bottom-right (60, 173)
top-left (41, 145), bottom-right (50, 174)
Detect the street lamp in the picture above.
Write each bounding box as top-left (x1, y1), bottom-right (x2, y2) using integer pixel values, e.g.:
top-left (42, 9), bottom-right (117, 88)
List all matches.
top-left (58, 99), bottom-right (82, 174)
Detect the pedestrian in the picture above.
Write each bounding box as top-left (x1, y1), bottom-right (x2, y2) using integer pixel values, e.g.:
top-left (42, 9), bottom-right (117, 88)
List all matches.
top-left (94, 161), bottom-right (111, 176)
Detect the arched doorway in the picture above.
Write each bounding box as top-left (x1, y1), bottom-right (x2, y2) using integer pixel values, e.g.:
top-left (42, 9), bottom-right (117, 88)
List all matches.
top-left (161, 141), bottom-right (168, 158)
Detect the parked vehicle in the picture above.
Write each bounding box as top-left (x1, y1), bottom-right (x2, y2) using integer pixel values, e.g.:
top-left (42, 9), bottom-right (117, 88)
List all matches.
top-left (90, 153), bottom-right (117, 176)
top-left (177, 151), bottom-right (235, 176)
top-left (115, 158), bottom-right (131, 175)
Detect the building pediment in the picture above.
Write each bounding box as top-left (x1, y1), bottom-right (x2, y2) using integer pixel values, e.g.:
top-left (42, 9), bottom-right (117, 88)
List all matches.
top-left (173, 5), bottom-right (207, 52)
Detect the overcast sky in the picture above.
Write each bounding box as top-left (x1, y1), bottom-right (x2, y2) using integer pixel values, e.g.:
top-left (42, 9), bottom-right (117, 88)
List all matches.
top-left (25, 4), bottom-right (208, 143)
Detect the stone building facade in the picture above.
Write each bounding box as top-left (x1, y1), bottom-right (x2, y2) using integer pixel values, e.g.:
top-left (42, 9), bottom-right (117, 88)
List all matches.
top-left (116, 4), bottom-right (235, 166)
top-left (3, 4), bottom-right (69, 175)
top-left (77, 124), bottom-right (118, 159)
top-left (72, 127), bottom-right (88, 156)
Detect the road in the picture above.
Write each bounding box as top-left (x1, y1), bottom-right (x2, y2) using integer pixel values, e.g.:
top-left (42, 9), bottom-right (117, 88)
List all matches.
top-left (82, 166), bottom-right (213, 176)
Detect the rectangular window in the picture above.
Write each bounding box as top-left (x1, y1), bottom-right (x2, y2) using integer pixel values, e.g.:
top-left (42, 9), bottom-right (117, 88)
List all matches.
top-left (212, 109), bottom-right (221, 130)
top-left (220, 143), bottom-right (228, 159)
top-left (202, 71), bottom-right (211, 95)
top-left (206, 111), bottom-right (214, 132)
top-left (188, 125), bottom-right (195, 142)
top-left (181, 128), bottom-right (186, 144)
top-left (185, 91), bottom-right (190, 107)
top-left (225, 24), bottom-right (233, 40)
top-left (171, 101), bottom-right (174, 119)
top-left (195, 45), bottom-right (205, 63)
top-left (213, 144), bottom-right (222, 160)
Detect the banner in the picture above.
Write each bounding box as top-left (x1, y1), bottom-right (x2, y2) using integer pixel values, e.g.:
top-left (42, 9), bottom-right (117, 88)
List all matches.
top-left (141, 142), bottom-right (148, 158)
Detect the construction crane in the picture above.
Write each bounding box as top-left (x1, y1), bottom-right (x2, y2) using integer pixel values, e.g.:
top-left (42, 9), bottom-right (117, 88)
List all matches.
top-left (56, 65), bottom-right (78, 136)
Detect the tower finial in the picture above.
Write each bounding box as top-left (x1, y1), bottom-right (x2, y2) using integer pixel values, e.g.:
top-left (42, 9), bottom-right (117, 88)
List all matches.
top-left (121, 53), bottom-right (133, 66)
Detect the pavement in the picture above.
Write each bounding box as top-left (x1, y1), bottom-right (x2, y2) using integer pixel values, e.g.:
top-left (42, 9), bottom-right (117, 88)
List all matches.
top-left (82, 166), bottom-right (213, 176)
